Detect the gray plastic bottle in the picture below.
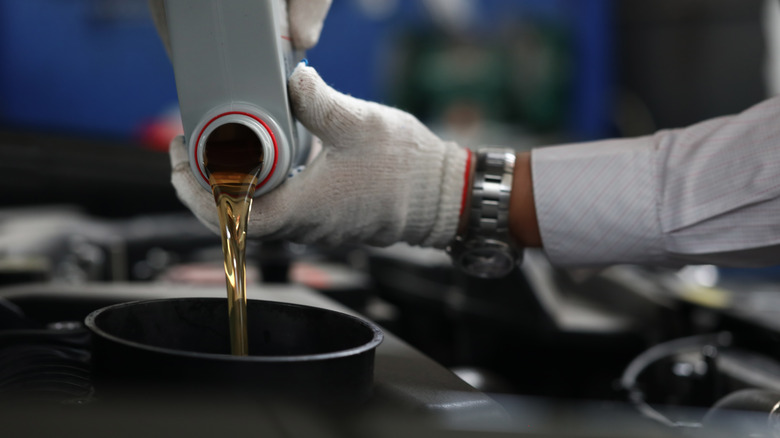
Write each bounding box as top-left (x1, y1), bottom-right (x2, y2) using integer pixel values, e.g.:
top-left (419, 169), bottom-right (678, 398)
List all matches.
top-left (164, 0), bottom-right (309, 196)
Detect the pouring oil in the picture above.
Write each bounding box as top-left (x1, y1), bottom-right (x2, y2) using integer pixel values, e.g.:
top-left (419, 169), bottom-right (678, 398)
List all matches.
top-left (204, 123), bottom-right (264, 356)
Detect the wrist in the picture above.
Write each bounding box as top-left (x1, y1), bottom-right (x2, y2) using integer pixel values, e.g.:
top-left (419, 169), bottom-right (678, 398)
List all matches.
top-left (509, 151), bottom-right (542, 247)
top-left (417, 144), bottom-right (472, 248)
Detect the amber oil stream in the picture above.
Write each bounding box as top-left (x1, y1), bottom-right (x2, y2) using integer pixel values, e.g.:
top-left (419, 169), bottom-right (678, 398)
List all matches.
top-left (204, 123), bottom-right (264, 356)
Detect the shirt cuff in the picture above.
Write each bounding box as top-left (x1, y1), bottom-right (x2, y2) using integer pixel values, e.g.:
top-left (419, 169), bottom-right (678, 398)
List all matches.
top-left (531, 137), bottom-right (665, 266)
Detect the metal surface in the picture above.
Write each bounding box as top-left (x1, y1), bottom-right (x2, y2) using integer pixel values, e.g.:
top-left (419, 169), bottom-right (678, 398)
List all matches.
top-left (449, 148), bottom-right (519, 278)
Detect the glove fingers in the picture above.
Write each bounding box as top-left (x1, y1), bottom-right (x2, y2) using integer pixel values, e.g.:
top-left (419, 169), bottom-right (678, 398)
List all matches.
top-left (169, 135), bottom-right (189, 169)
top-left (288, 64), bottom-right (373, 146)
top-left (247, 169), bottom-right (310, 240)
top-left (169, 136), bottom-right (220, 234)
top-left (287, 0), bottom-right (331, 50)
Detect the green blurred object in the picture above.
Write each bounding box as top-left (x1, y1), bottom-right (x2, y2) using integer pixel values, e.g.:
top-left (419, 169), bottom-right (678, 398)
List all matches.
top-left (390, 20), bottom-right (572, 137)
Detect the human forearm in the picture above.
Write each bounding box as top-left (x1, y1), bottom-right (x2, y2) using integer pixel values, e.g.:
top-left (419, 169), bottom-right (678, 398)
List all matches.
top-left (524, 95), bottom-right (780, 268)
top-left (508, 151), bottom-right (542, 248)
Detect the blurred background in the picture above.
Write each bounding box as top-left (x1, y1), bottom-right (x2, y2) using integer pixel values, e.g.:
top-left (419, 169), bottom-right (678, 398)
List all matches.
top-left (2, 0), bottom-right (780, 436)
top-left (0, 0), bottom-right (776, 211)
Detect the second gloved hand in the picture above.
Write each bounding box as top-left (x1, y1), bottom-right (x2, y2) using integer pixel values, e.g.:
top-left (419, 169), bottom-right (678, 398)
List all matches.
top-left (171, 64), bottom-right (470, 248)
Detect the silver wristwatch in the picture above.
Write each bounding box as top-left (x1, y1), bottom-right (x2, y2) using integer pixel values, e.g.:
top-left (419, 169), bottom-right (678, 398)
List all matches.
top-left (448, 148), bottom-right (521, 278)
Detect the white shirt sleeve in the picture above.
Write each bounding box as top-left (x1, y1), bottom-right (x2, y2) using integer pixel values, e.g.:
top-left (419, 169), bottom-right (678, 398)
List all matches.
top-left (532, 95), bottom-right (780, 267)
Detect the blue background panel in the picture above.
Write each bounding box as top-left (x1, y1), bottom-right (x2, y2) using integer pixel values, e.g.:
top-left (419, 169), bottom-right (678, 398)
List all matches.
top-left (0, 0), bottom-right (177, 139)
top-left (0, 0), bottom-right (612, 142)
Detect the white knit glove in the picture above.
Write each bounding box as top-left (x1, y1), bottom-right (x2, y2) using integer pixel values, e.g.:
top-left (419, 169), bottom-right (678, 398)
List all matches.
top-left (148, 0), bottom-right (331, 52)
top-left (287, 0), bottom-right (332, 50)
top-left (170, 64), bottom-right (470, 248)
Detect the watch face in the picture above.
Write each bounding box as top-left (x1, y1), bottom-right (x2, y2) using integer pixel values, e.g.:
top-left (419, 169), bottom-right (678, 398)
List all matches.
top-left (459, 247), bottom-right (516, 278)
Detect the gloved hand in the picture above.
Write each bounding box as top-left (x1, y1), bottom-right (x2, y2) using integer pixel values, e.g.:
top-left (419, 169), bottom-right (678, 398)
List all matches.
top-left (148, 0), bottom-right (331, 53)
top-left (170, 64), bottom-right (471, 248)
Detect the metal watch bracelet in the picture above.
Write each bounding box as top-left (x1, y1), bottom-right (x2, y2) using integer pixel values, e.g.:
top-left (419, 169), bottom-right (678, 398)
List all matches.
top-left (469, 148), bottom-right (515, 239)
top-left (449, 148), bottom-right (521, 278)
